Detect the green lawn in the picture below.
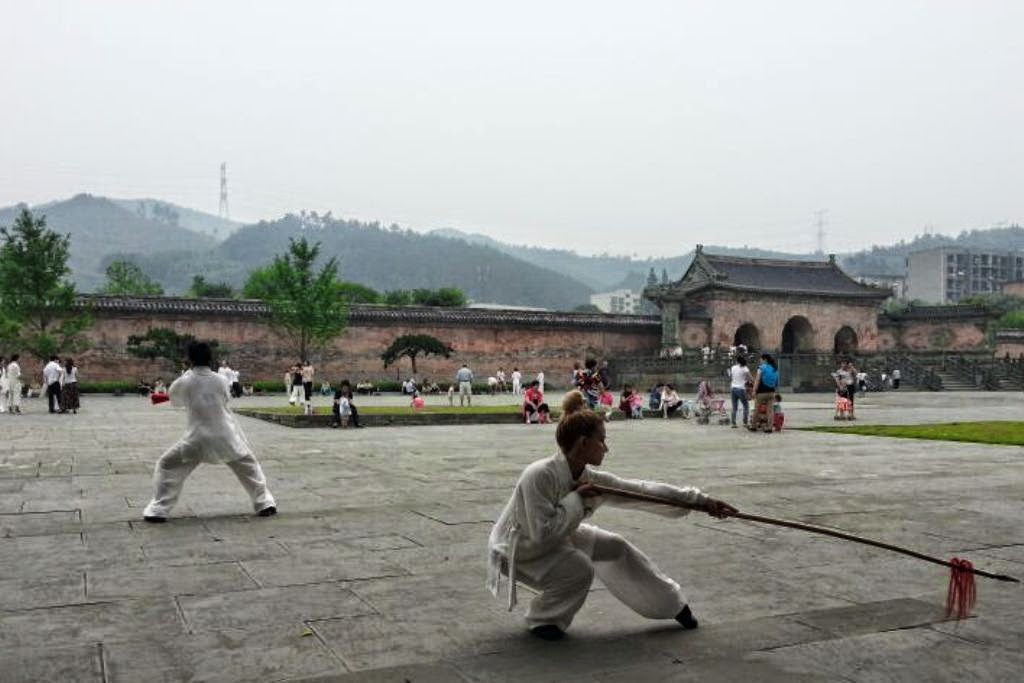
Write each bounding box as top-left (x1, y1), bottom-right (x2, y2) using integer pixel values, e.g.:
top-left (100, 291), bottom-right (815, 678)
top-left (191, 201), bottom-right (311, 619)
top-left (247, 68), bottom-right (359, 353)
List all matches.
top-left (802, 421), bottom-right (1024, 447)
top-left (243, 404), bottom-right (530, 416)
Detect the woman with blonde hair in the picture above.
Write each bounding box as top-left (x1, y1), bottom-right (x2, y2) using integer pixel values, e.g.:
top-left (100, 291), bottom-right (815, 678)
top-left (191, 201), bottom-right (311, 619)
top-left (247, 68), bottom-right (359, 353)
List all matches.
top-left (487, 391), bottom-right (737, 640)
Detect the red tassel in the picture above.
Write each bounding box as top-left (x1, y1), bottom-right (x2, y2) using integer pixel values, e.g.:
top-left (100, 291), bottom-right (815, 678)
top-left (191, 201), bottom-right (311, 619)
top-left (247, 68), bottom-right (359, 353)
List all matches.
top-left (946, 557), bottom-right (977, 620)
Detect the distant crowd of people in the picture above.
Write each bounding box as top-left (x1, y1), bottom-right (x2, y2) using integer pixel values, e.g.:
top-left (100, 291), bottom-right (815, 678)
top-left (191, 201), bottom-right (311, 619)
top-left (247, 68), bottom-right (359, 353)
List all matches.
top-left (0, 353), bottom-right (80, 415)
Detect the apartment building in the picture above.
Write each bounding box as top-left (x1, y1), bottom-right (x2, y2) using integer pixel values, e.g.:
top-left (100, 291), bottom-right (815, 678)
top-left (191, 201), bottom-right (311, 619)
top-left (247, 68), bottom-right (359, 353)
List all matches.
top-left (590, 289), bottom-right (643, 313)
top-left (906, 246), bottom-right (1024, 303)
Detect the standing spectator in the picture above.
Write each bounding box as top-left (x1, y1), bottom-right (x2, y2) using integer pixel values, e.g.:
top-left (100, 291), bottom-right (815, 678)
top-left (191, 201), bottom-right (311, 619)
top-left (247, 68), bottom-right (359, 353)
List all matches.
top-left (456, 363), bottom-right (474, 406)
top-left (60, 358), bottom-right (80, 415)
top-left (283, 364), bottom-right (293, 400)
top-left (577, 358), bottom-right (604, 409)
top-left (43, 355), bottom-right (64, 413)
top-left (536, 370), bottom-right (545, 394)
top-left (511, 367), bottom-right (523, 396)
top-left (5, 355), bottom-right (22, 414)
top-left (728, 356), bottom-right (752, 428)
top-left (0, 355), bottom-right (7, 414)
top-left (750, 354), bottom-right (778, 433)
top-left (288, 364), bottom-right (303, 406)
top-left (570, 362), bottom-right (582, 389)
top-left (496, 367), bottom-right (507, 393)
top-left (857, 370), bottom-right (868, 393)
top-left (833, 359), bottom-right (858, 420)
top-left (341, 381), bottom-right (363, 428)
top-left (487, 376), bottom-right (499, 395)
top-left (230, 366), bottom-right (243, 399)
top-left (598, 360), bottom-right (611, 392)
top-left (891, 367), bottom-right (901, 390)
top-left (301, 360), bottom-right (315, 415)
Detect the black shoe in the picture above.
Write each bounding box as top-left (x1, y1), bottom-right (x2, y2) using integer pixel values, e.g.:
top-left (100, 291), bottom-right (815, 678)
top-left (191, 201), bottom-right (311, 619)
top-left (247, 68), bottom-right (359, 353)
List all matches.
top-left (257, 506), bottom-right (277, 517)
top-left (675, 605), bottom-right (699, 630)
top-left (143, 515), bottom-right (167, 524)
top-left (530, 625), bottom-right (565, 641)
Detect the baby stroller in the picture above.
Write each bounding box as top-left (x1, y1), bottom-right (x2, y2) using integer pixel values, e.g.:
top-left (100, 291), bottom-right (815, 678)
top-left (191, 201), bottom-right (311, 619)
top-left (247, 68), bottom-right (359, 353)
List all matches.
top-left (694, 379), bottom-right (731, 425)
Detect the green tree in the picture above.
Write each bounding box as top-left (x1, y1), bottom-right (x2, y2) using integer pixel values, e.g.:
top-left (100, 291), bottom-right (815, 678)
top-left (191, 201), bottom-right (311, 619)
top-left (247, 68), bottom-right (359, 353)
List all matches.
top-left (0, 208), bottom-right (92, 358)
top-left (411, 287), bottom-right (467, 307)
top-left (337, 281), bottom-right (382, 304)
top-left (573, 303), bottom-right (601, 313)
top-left (381, 334), bottom-right (454, 375)
top-left (242, 237), bottom-right (349, 359)
top-left (383, 289), bottom-right (412, 306)
top-left (101, 260), bottom-right (164, 295)
top-left (188, 275), bottom-right (234, 298)
top-left (127, 327), bottom-right (221, 373)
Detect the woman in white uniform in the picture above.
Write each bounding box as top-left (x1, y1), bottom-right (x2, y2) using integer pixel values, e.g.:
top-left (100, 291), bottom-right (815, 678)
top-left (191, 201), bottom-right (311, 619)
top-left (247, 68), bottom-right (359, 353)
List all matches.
top-left (487, 391), bottom-right (737, 640)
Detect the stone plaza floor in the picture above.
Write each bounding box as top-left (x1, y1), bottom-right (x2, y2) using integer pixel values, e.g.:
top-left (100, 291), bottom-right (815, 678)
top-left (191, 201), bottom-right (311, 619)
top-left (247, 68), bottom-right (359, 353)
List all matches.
top-left (1, 390), bottom-right (1022, 682)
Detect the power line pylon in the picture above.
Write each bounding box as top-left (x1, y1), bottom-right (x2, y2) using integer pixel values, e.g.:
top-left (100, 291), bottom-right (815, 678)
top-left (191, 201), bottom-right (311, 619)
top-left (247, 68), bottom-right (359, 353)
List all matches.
top-left (814, 209), bottom-right (827, 255)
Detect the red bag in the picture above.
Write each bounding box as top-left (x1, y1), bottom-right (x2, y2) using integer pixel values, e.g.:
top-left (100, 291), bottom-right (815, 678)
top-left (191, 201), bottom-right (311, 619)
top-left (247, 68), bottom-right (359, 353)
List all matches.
top-left (150, 392), bottom-right (170, 405)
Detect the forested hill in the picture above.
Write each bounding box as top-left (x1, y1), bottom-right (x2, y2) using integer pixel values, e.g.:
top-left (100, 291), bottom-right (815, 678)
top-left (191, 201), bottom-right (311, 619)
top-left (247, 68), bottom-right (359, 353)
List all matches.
top-left (0, 194), bottom-right (214, 292)
top-left (840, 225), bottom-right (1024, 275)
top-left (218, 214), bottom-right (594, 309)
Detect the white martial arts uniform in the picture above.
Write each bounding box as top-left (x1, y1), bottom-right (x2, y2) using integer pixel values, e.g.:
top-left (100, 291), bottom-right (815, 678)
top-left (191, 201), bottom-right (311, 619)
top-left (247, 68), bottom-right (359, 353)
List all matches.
top-left (5, 361), bottom-right (22, 412)
top-left (487, 452), bottom-right (707, 632)
top-left (0, 363), bottom-right (7, 413)
top-left (143, 367), bottom-right (276, 518)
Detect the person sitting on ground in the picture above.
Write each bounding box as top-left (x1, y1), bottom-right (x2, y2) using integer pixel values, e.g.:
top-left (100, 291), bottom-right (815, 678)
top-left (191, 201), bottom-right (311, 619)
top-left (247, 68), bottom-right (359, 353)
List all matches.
top-left (320, 381), bottom-right (333, 396)
top-left (356, 380), bottom-right (374, 395)
top-left (331, 384), bottom-right (351, 428)
top-left (153, 378), bottom-right (167, 394)
top-left (660, 384), bottom-right (683, 418)
top-left (523, 380), bottom-right (549, 424)
top-left (648, 383), bottom-right (664, 411)
top-left (618, 385), bottom-right (635, 418)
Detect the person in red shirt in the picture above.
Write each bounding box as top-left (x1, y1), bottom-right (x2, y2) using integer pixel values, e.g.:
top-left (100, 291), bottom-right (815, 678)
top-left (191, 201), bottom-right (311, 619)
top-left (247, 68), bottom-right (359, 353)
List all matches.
top-left (522, 380), bottom-right (550, 424)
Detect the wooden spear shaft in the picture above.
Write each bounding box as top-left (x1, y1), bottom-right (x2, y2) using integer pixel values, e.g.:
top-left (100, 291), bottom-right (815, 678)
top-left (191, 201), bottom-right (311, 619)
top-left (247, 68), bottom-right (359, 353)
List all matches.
top-left (590, 484), bottom-right (1020, 583)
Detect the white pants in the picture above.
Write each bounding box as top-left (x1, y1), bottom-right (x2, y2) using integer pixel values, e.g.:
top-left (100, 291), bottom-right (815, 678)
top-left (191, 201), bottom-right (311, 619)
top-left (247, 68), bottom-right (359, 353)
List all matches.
top-left (0, 385), bottom-right (7, 412)
top-left (519, 525), bottom-right (686, 632)
top-left (289, 385), bottom-right (303, 405)
top-left (512, 380), bottom-right (521, 396)
top-left (459, 381), bottom-right (472, 405)
top-left (7, 382), bottom-right (21, 410)
top-left (142, 446), bottom-right (276, 518)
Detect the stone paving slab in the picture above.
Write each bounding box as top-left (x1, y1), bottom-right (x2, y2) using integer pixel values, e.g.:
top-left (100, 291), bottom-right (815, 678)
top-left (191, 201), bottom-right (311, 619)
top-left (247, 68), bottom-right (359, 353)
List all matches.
top-left (1, 391), bottom-right (1022, 682)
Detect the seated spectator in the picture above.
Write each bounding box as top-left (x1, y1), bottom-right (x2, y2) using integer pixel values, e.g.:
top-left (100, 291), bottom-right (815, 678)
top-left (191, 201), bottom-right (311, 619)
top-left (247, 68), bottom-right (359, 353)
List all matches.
top-left (320, 381), bottom-right (333, 396)
top-left (522, 380), bottom-right (549, 424)
top-left (660, 384), bottom-right (683, 418)
top-left (153, 379), bottom-right (167, 394)
top-left (648, 383), bottom-right (664, 411)
top-left (356, 381), bottom-right (375, 395)
top-left (137, 378), bottom-right (154, 396)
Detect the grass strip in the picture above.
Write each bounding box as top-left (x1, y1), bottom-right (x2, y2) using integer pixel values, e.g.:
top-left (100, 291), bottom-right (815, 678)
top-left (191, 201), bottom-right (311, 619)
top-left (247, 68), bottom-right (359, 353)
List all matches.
top-left (801, 421), bottom-right (1024, 447)
top-left (243, 404), bottom-right (534, 416)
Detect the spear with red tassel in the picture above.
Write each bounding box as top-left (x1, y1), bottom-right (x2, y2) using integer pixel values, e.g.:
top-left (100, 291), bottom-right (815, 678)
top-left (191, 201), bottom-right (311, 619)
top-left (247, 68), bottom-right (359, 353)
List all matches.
top-left (591, 484), bottom-right (1019, 619)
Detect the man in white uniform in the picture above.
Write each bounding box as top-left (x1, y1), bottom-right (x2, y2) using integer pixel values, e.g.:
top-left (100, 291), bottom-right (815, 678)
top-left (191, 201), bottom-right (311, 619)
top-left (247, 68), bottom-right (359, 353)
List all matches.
top-left (536, 370), bottom-right (545, 394)
top-left (0, 355), bottom-right (8, 413)
top-left (142, 342), bottom-right (276, 522)
top-left (5, 354), bottom-right (23, 414)
top-left (510, 367), bottom-right (522, 396)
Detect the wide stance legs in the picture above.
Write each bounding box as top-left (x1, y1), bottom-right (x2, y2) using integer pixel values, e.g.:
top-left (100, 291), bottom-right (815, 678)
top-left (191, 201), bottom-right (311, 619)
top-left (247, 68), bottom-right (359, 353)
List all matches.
top-left (520, 526), bottom-right (687, 632)
top-left (142, 444), bottom-right (276, 519)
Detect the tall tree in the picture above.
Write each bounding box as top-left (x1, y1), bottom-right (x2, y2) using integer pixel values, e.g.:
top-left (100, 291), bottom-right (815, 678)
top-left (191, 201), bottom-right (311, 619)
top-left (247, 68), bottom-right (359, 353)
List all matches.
top-left (188, 275), bottom-right (234, 298)
top-left (0, 208), bottom-right (92, 358)
top-left (381, 334), bottom-right (454, 375)
top-left (101, 260), bottom-right (164, 295)
top-left (242, 237), bottom-right (348, 359)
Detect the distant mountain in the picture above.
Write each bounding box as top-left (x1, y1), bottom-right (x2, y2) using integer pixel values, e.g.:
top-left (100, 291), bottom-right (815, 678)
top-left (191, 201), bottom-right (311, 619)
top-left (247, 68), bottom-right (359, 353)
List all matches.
top-left (215, 213), bottom-right (594, 310)
top-left (112, 198), bottom-right (243, 239)
top-left (840, 225), bottom-right (1024, 276)
top-left (432, 228), bottom-right (823, 292)
top-left (0, 194), bottom-right (214, 292)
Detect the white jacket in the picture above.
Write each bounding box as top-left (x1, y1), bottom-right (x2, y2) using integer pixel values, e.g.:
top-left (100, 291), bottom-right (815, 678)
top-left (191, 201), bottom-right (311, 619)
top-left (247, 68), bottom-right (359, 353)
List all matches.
top-left (166, 367), bottom-right (254, 464)
top-left (486, 451), bottom-right (707, 609)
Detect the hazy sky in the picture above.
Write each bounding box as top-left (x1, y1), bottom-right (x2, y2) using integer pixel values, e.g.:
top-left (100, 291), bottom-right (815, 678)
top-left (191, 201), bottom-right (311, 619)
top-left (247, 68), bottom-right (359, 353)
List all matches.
top-left (1, 1), bottom-right (1021, 257)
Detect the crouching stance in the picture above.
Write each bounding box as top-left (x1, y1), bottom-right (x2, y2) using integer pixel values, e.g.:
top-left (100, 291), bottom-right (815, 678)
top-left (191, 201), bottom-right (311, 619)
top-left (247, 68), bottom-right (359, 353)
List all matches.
top-left (142, 342), bottom-right (277, 522)
top-left (486, 391), bottom-right (736, 640)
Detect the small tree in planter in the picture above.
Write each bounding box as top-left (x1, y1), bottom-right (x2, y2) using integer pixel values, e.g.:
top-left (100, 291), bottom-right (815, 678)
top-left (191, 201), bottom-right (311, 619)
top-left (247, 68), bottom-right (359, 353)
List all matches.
top-left (382, 334), bottom-right (454, 376)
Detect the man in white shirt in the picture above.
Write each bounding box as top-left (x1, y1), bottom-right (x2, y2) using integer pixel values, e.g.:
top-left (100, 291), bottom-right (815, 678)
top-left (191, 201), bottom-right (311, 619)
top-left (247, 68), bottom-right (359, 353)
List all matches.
top-left (496, 367), bottom-right (507, 393)
top-left (43, 355), bottom-right (64, 413)
top-left (6, 354), bottom-right (23, 414)
top-left (143, 342), bottom-right (276, 522)
top-left (511, 368), bottom-right (523, 396)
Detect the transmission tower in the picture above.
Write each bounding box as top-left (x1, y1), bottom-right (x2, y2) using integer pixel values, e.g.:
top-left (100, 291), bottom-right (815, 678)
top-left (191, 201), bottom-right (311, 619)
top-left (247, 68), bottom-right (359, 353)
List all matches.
top-left (814, 209), bottom-right (827, 255)
top-left (218, 162), bottom-right (229, 220)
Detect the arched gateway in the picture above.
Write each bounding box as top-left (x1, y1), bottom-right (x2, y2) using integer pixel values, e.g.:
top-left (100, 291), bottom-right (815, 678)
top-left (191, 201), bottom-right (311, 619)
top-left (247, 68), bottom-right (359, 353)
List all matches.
top-left (643, 246), bottom-right (890, 387)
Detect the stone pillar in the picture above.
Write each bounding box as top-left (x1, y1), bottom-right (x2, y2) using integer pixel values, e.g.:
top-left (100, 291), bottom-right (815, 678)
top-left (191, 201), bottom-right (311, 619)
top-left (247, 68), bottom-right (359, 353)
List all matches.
top-left (661, 301), bottom-right (680, 349)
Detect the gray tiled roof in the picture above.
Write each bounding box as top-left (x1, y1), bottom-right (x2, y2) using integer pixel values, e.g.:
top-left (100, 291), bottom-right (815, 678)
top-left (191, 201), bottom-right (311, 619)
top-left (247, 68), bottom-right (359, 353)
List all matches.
top-left (75, 295), bottom-right (660, 331)
top-left (650, 249), bottom-right (890, 300)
